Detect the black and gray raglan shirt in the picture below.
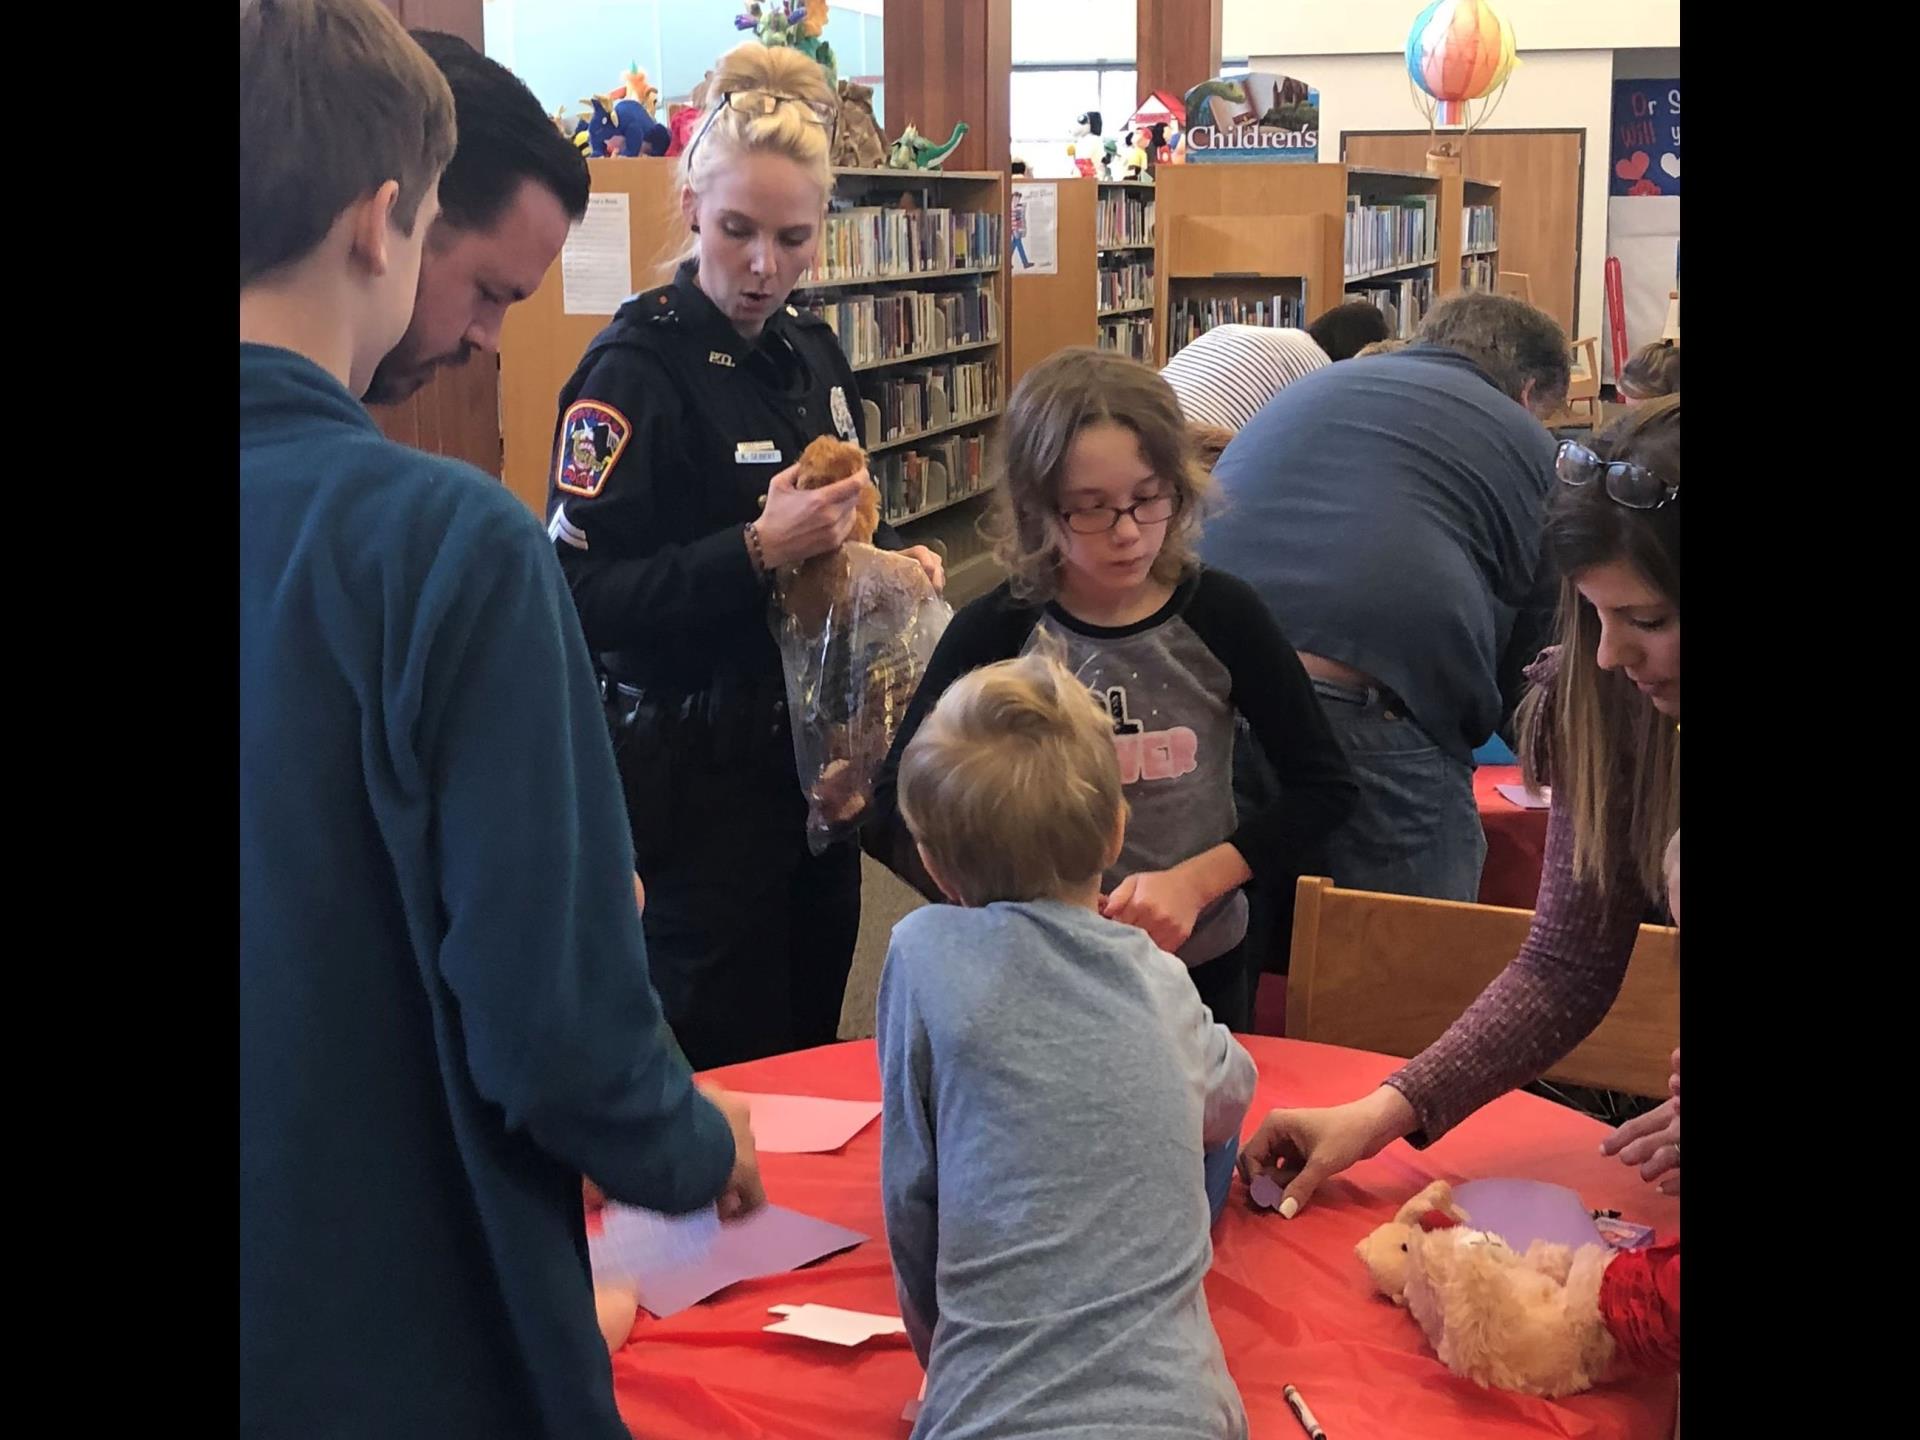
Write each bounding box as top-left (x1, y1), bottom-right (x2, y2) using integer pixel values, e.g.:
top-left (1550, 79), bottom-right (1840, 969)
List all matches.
top-left (869, 567), bottom-right (1356, 965)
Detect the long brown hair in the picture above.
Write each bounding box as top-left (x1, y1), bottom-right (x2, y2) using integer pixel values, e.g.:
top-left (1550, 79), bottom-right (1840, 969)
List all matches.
top-left (985, 348), bottom-right (1213, 603)
top-left (1516, 396), bottom-right (1680, 898)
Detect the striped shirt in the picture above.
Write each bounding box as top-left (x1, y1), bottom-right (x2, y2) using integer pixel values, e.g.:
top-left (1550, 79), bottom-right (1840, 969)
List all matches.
top-left (1159, 325), bottom-right (1330, 432)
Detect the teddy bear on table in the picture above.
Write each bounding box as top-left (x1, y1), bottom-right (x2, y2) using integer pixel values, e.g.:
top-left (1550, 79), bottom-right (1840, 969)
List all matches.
top-left (1356, 1179), bottom-right (1679, 1399)
top-left (774, 437), bottom-right (946, 839)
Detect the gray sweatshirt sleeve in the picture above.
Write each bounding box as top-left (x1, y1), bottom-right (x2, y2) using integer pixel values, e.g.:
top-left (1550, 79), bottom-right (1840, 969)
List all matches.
top-left (1177, 982), bottom-right (1257, 1147)
top-left (876, 941), bottom-right (940, 1366)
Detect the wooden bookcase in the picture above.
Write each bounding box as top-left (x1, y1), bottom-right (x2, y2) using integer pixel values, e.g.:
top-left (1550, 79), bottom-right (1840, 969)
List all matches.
top-left (1149, 163), bottom-right (1348, 365)
top-left (497, 160), bottom-right (1010, 603)
top-left (1095, 179), bottom-right (1157, 362)
top-left (1436, 174), bottom-right (1502, 296)
top-left (1342, 167), bottom-right (1444, 340)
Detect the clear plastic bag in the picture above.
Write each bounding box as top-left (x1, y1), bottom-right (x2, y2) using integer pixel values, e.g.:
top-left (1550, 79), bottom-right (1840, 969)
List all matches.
top-left (774, 543), bottom-right (952, 855)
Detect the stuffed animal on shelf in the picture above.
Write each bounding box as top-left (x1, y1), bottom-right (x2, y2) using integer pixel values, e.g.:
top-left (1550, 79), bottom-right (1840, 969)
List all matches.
top-left (575, 89), bottom-right (671, 159)
top-left (1355, 1180), bottom-right (1680, 1399)
top-left (739, 1), bottom-right (838, 86)
top-left (665, 73), bottom-right (712, 159)
top-left (1068, 110), bottom-right (1101, 178)
top-left (1120, 127), bottom-right (1152, 182)
top-left (885, 121), bottom-right (969, 171)
top-left (830, 79), bottom-right (886, 170)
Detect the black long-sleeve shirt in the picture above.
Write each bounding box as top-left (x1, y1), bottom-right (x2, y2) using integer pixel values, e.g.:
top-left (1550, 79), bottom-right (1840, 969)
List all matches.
top-left (868, 567), bottom-right (1357, 964)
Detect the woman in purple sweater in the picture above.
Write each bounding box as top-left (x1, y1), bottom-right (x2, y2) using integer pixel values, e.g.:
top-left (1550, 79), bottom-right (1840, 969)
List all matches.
top-left (1241, 396), bottom-right (1682, 1215)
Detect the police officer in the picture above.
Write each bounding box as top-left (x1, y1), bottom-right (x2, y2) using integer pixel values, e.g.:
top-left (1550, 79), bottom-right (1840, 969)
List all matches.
top-left (545, 41), bottom-right (942, 1070)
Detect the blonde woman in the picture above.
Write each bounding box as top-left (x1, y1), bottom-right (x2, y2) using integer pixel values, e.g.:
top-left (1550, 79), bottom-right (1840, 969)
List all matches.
top-left (1241, 398), bottom-right (1682, 1215)
top-left (545, 41), bottom-right (942, 1069)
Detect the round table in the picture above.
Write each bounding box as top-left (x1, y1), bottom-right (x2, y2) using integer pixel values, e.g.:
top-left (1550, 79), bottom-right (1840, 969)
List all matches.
top-left (611, 1037), bottom-right (1679, 1439)
top-left (1475, 764), bottom-right (1552, 911)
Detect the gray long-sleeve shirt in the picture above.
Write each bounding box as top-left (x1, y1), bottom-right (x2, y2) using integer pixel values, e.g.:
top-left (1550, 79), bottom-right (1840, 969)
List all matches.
top-left (877, 900), bottom-right (1256, 1440)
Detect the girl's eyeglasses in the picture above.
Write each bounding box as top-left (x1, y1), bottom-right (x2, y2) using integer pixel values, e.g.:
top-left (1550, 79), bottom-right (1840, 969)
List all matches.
top-left (685, 88), bottom-right (837, 170)
top-left (1554, 441), bottom-right (1679, 511)
top-left (1058, 493), bottom-right (1181, 535)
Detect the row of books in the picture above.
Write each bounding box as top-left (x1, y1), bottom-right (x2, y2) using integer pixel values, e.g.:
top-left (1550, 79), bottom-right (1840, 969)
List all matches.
top-left (803, 207), bottom-right (1002, 283)
top-left (1097, 315), bottom-right (1156, 362)
top-left (1346, 276), bottom-right (1434, 341)
top-left (875, 433), bottom-right (990, 523)
top-left (1097, 260), bottom-right (1155, 313)
top-left (1463, 204), bottom-right (1498, 253)
top-left (865, 357), bottom-right (1001, 444)
top-left (1344, 193), bottom-right (1438, 277)
top-left (1096, 191), bottom-right (1155, 248)
top-left (800, 284), bottom-right (1000, 369)
top-left (1460, 254), bottom-right (1498, 293)
top-left (1167, 292), bottom-right (1306, 359)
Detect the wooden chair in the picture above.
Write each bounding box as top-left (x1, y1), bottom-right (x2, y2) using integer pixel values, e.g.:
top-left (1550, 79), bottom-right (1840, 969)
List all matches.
top-left (1286, 876), bottom-right (1678, 1098)
top-left (1558, 335), bottom-right (1602, 427)
top-left (1496, 270), bottom-right (1532, 304)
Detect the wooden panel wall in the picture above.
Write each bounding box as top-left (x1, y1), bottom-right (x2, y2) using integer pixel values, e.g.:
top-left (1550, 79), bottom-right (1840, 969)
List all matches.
top-left (1137, 0), bottom-right (1222, 107)
top-left (369, 0), bottom-right (505, 476)
top-left (497, 159), bottom-right (689, 516)
top-left (881, 0), bottom-right (1011, 177)
top-left (1009, 179), bottom-right (1096, 386)
top-left (1344, 131), bottom-right (1585, 338)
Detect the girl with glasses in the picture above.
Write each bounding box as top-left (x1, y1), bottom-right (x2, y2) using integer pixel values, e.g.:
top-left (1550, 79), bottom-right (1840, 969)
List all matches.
top-left (544, 41), bottom-right (942, 1070)
top-left (867, 348), bottom-right (1357, 1030)
top-left (1241, 396), bottom-right (1683, 1215)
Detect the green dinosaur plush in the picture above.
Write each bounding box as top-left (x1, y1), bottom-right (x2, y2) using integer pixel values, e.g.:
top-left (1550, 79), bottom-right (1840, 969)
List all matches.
top-left (885, 122), bottom-right (969, 171)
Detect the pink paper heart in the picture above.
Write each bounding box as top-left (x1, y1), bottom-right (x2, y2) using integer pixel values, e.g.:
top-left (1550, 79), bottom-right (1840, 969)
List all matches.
top-left (1628, 178), bottom-right (1660, 197)
top-left (1615, 151), bottom-right (1650, 181)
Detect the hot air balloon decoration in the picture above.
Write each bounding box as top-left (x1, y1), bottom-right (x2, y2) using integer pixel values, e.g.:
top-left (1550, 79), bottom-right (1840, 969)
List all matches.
top-left (1405, 0), bottom-right (1518, 156)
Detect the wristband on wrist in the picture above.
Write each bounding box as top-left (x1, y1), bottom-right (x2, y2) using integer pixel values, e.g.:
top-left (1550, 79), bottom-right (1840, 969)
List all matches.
top-left (743, 521), bottom-right (768, 576)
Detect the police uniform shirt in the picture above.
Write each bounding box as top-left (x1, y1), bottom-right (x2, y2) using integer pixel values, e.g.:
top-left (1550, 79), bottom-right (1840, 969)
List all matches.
top-left (545, 259), bottom-right (892, 694)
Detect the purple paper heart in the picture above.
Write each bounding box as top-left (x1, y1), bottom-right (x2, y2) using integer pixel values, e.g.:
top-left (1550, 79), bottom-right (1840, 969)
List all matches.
top-left (1249, 1174), bottom-right (1284, 1210)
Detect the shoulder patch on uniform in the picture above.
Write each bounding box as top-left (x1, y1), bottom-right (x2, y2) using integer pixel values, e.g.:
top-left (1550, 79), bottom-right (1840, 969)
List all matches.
top-left (554, 400), bottom-right (633, 497)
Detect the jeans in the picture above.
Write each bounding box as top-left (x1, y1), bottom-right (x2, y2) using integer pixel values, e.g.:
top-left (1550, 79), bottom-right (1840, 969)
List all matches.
top-left (1312, 679), bottom-right (1486, 903)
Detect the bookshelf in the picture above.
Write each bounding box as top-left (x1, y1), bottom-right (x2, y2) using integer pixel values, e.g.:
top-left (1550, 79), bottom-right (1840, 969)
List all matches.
top-left (1343, 167), bottom-right (1444, 341)
top-left (1435, 173), bottom-right (1502, 296)
top-left (497, 160), bottom-right (1008, 599)
top-left (1096, 180), bottom-right (1157, 361)
top-left (804, 169), bottom-right (1009, 596)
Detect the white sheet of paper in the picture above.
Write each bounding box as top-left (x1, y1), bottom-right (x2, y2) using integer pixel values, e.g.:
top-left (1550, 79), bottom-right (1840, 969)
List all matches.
top-left (562, 192), bottom-right (633, 316)
top-left (1495, 782), bottom-right (1552, 810)
top-left (763, 1302), bottom-right (907, 1347)
top-left (1011, 182), bottom-right (1058, 276)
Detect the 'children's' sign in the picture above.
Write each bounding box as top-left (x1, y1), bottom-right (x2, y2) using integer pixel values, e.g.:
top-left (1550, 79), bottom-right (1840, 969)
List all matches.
top-left (1183, 73), bottom-right (1319, 164)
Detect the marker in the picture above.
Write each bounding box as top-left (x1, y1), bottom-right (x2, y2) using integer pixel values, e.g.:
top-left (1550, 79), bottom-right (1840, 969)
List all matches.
top-left (1284, 1384), bottom-right (1327, 1440)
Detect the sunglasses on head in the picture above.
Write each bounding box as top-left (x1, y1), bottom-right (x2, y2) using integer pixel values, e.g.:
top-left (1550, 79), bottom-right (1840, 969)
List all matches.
top-left (1554, 440), bottom-right (1679, 510)
top-left (685, 88), bottom-right (836, 170)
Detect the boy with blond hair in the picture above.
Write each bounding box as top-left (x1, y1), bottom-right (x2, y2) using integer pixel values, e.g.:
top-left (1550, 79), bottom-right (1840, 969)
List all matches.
top-left (878, 651), bottom-right (1256, 1440)
top-left (240, 3), bottom-right (752, 1434)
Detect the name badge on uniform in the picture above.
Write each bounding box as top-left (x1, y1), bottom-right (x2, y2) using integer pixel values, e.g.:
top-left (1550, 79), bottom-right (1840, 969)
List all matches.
top-left (736, 441), bottom-right (782, 465)
top-left (829, 385), bottom-right (859, 443)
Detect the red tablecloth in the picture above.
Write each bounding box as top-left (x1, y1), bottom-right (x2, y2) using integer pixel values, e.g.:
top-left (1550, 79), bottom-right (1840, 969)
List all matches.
top-left (1476, 764), bottom-right (1551, 910)
top-left (611, 1037), bottom-right (1679, 1440)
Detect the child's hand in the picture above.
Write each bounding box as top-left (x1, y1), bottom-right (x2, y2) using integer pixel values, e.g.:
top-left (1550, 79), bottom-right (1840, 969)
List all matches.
top-left (1103, 868), bottom-right (1207, 953)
